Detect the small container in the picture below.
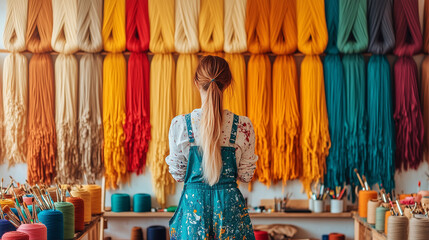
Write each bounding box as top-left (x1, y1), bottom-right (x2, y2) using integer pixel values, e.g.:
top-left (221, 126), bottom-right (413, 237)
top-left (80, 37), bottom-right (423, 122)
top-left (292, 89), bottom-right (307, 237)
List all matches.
top-left (313, 200), bottom-right (324, 213)
top-left (308, 199), bottom-right (314, 211)
top-left (330, 199), bottom-right (344, 213)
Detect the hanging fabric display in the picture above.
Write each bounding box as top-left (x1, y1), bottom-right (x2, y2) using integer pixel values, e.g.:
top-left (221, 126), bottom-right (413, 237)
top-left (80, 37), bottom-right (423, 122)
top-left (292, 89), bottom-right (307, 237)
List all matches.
top-left (2, 0), bottom-right (28, 165)
top-left (421, 0), bottom-right (429, 156)
top-left (199, 0), bottom-right (223, 53)
top-left (223, 0), bottom-right (247, 116)
top-left (26, 0), bottom-right (57, 185)
top-left (77, 0), bottom-right (104, 182)
top-left (367, 0), bottom-right (395, 191)
top-left (297, 0), bottom-right (330, 193)
top-left (270, 0), bottom-right (300, 185)
top-left (52, 0), bottom-right (79, 183)
top-left (246, 0), bottom-right (271, 187)
top-left (393, 0), bottom-right (424, 171)
top-left (337, 0), bottom-right (368, 186)
top-left (148, 0), bottom-right (176, 208)
top-left (174, 0), bottom-right (201, 115)
top-left (323, 0), bottom-right (346, 189)
top-left (102, 0), bottom-right (127, 189)
top-left (124, 0), bottom-right (151, 175)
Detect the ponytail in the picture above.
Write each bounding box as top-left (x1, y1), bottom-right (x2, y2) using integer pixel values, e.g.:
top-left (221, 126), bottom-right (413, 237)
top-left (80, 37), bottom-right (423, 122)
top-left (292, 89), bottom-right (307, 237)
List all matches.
top-left (194, 56), bottom-right (232, 186)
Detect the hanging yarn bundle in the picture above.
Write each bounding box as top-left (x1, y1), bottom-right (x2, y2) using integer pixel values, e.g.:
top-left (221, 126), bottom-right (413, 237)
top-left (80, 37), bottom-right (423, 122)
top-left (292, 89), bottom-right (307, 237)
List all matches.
top-left (148, 0), bottom-right (176, 208)
top-left (174, 0), bottom-right (201, 115)
top-left (297, 0), bottom-right (330, 192)
top-left (223, 0), bottom-right (247, 116)
top-left (124, 0), bottom-right (151, 175)
top-left (270, 0), bottom-right (300, 185)
top-left (2, 0), bottom-right (28, 166)
top-left (26, 0), bottom-right (56, 185)
top-left (246, 0), bottom-right (271, 187)
top-left (77, 0), bottom-right (104, 181)
top-left (199, 0), bottom-right (223, 53)
top-left (393, 0), bottom-right (424, 171)
top-left (338, 0), bottom-right (368, 186)
top-left (366, 0), bottom-right (395, 191)
top-left (102, 0), bottom-right (128, 189)
top-left (324, 0), bottom-right (346, 189)
top-left (52, 0), bottom-right (80, 183)
top-left (421, 0), bottom-right (429, 155)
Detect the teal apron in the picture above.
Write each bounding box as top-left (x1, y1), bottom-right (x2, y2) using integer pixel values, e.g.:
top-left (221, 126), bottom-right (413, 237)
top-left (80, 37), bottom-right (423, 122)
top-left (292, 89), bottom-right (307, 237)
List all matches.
top-left (169, 113), bottom-right (255, 240)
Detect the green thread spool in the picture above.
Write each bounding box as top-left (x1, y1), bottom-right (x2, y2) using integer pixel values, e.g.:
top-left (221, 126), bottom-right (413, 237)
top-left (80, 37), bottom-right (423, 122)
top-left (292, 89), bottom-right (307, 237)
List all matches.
top-left (133, 194), bottom-right (151, 212)
top-left (167, 206), bottom-right (177, 212)
top-left (111, 194), bottom-right (131, 212)
top-left (54, 202), bottom-right (75, 240)
top-left (375, 206), bottom-right (388, 231)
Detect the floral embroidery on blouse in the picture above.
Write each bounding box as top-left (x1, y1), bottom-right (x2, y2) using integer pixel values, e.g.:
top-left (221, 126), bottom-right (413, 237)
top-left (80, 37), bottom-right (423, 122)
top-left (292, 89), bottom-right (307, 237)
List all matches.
top-left (165, 109), bottom-right (258, 183)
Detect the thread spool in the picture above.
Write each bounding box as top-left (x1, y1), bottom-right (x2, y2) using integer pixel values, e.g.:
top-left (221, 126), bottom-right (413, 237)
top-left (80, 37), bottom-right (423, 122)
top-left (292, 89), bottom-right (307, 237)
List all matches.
top-left (18, 223), bottom-right (47, 240)
top-left (375, 206), bottom-right (388, 231)
top-left (131, 226), bottom-right (143, 240)
top-left (421, 196), bottom-right (429, 206)
top-left (387, 216), bottom-right (408, 240)
top-left (308, 199), bottom-right (314, 211)
top-left (54, 202), bottom-right (74, 239)
top-left (330, 199), bottom-right (344, 213)
top-left (0, 219), bottom-right (16, 238)
top-left (71, 188), bottom-right (91, 223)
top-left (0, 199), bottom-right (15, 208)
top-left (254, 230), bottom-right (269, 240)
top-left (133, 194), bottom-right (151, 212)
top-left (313, 200), bottom-right (324, 213)
top-left (111, 194), bottom-right (131, 212)
top-left (408, 217), bottom-right (429, 240)
top-left (358, 190), bottom-right (377, 218)
top-left (23, 195), bottom-right (34, 205)
top-left (416, 190), bottom-right (429, 202)
top-left (385, 211), bottom-right (391, 234)
top-left (82, 185), bottom-right (102, 214)
top-left (38, 210), bottom-right (64, 240)
top-left (399, 194), bottom-right (411, 200)
top-left (328, 233), bottom-right (345, 240)
top-left (66, 197), bottom-right (84, 232)
top-left (322, 235), bottom-right (329, 240)
top-left (367, 199), bottom-right (380, 225)
top-left (1, 231), bottom-right (29, 240)
top-left (147, 225), bottom-right (166, 240)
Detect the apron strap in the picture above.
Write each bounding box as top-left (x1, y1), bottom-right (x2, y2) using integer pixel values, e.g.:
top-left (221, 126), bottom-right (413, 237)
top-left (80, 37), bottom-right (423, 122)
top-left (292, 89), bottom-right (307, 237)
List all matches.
top-left (229, 114), bottom-right (239, 144)
top-left (185, 113), bottom-right (195, 143)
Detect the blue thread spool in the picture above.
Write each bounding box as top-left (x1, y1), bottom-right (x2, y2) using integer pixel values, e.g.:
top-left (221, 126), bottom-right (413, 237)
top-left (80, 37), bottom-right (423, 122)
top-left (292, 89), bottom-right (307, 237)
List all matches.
top-left (322, 234), bottom-right (329, 240)
top-left (147, 226), bottom-right (166, 240)
top-left (133, 194), bottom-right (151, 212)
top-left (0, 219), bottom-right (16, 238)
top-left (111, 194), bottom-right (130, 212)
top-left (38, 209), bottom-right (64, 240)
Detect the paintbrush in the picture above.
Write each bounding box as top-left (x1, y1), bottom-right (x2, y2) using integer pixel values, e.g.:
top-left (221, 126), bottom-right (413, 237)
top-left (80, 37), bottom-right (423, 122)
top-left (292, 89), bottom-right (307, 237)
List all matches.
top-left (14, 202), bottom-right (28, 224)
top-left (338, 188), bottom-right (347, 200)
top-left (67, 186), bottom-right (73, 198)
top-left (1, 178), bottom-right (3, 199)
top-left (362, 175), bottom-right (370, 190)
top-left (31, 187), bottom-right (48, 210)
top-left (2, 206), bottom-right (20, 224)
top-left (396, 200), bottom-right (403, 216)
top-left (354, 169), bottom-right (365, 190)
top-left (22, 203), bottom-right (32, 223)
top-left (0, 205), bottom-right (4, 219)
top-left (418, 181), bottom-right (421, 193)
top-left (40, 189), bottom-right (53, 209)
top-left (5, 215), bottom-right (20, 228)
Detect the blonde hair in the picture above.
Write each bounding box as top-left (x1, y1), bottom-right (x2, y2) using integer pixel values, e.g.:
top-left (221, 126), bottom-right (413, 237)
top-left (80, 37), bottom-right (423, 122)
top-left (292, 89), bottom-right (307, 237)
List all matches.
top-left (194, 56), bottom-right (232, 186)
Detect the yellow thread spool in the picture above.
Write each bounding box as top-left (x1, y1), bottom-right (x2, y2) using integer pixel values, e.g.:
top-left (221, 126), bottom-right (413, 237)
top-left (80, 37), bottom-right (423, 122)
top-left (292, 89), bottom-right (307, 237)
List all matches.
top-left (71, 188), bottom-right (92, 223)
top-left (82, 185), bottom-right (102, 214)
top-left (358, 190), bottom-right (377, 218)
top-left (385, 210), bottom-right (391, 234)
top-left (0, 199), bottom-right (15, 208)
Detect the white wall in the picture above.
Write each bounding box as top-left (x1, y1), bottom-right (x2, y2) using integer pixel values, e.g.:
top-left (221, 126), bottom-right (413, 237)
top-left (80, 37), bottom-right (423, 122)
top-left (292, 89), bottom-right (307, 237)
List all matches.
top-left (1, 0), bottom-right (429, 239)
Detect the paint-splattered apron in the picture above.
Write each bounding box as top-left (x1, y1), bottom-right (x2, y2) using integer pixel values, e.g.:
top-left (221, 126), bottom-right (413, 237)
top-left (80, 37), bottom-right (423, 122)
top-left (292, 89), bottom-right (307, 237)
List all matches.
top-left (169, 114), bottom-right (255, 240)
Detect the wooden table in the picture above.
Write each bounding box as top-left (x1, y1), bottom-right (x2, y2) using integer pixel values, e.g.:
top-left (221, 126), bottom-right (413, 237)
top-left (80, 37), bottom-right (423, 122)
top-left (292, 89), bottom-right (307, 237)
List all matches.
top-left (353, 214), bottom-right (386, 240)
top-left (74, 214), bottom-right (103, 240)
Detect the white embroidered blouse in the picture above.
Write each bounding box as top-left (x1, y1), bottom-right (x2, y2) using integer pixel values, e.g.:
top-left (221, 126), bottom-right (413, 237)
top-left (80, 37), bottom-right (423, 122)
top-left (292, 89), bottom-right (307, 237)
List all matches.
top-left (165, 109), bottom-right (258, 183)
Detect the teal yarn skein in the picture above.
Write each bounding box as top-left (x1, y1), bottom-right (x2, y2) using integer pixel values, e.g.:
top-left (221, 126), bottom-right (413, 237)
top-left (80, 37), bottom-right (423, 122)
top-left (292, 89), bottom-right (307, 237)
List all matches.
top-left (55, 202), bottom-right (75, 239)
top-left (111, 193), bottom-right (131, 212)
top-left (38, 209), bottom-right (64, 240)
top-left (133, 193), bottom-right (151, 212)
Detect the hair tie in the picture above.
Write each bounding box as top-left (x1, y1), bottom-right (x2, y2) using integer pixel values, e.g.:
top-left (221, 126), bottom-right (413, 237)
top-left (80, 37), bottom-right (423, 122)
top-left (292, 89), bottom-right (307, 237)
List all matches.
top-left (211, 78), bottom-right (215, 82)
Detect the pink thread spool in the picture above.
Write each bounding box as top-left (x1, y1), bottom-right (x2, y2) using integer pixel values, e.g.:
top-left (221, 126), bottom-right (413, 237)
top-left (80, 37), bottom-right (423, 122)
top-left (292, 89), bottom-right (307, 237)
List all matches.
top-left (18, 223), bottom-right (47, 240)
top-left (23, 196), bottom-right (34, 205)
top-left (2, 231), bottom-right (30, 240)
